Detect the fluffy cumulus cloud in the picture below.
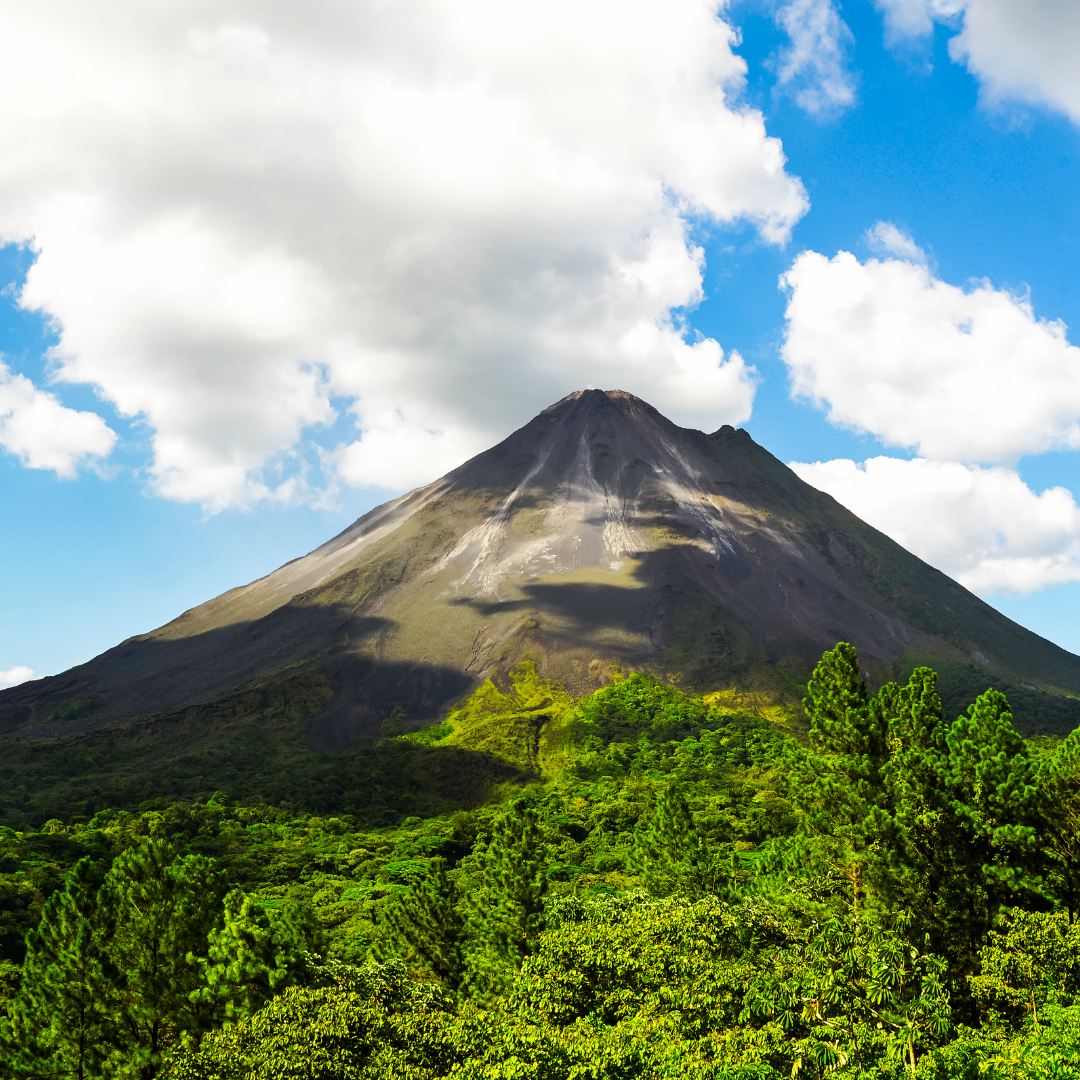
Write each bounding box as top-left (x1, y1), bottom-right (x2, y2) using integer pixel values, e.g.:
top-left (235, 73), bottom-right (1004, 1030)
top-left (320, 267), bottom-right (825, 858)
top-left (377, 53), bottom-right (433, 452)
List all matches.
top-left (875, 0), bottom-right (1080, 124)
top-left (783, 229), bottom-right (1080, 594)
top-left (0, 361), bottom-right (115, 476)
top-left (780, 245), bottom-right (1080, 463)
top-left (774, 0), bottom-right (857, 114)
top-left (0, 0), bottom-right (807, 509)
top-left (791, 457), bottom-right (1080, 595)
top-left (0, 665), bottom-right (35, 689)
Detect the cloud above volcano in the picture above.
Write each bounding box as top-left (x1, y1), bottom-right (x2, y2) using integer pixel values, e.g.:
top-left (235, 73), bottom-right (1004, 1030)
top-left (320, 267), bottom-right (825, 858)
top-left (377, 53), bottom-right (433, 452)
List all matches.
top-left (0, 0), bottom-right (807, 508)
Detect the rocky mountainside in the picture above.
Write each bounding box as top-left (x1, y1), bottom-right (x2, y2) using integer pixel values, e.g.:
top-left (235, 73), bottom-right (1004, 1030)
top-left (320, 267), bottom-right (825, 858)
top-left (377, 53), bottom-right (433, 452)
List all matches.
top-left (4, 388), bottom-right (1080, 747)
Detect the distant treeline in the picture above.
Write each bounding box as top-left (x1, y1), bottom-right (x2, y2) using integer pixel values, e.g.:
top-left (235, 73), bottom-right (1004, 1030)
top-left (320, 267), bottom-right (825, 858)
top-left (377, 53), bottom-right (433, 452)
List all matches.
top-left (4, 647), bottom-right (1080, 1077)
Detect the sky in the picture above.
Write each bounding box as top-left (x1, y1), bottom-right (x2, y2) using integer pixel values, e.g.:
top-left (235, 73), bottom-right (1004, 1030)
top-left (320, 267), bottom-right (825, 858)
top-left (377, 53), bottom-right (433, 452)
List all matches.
top-left (3, 0), bottom-right (1080, 687)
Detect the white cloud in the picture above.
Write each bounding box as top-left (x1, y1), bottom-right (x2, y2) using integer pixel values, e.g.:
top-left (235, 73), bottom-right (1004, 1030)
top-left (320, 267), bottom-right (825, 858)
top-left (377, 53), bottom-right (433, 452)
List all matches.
top-left (0, 665), bottom-right (35, 689)
top-left (780, 244), bottom-right (1080, 463)
top-left (791, 456), bottom-right (1080, 595)
top-left (874, 0), bottom-right (935, 41)
top-left (875, 1), bottom-right (1080, 125)
top-left (865, 221), bottom-right (927, 263)
top-left (0, 361), bottom-right (116, 477)
top-left (330, 334), bottom-right (760, 490)
top-left (784, 231), bottom-right (1080, 598)
top-left (774, 0), bottom-right (857, 115)
top-left (330, 408), bottom-right (488, 493)
top-left (949, 0), bottom-right (1080, 123)
top-left (874, 0), bottom-right (963, 42)
top-left (0, 0), bottom-right (807, 508)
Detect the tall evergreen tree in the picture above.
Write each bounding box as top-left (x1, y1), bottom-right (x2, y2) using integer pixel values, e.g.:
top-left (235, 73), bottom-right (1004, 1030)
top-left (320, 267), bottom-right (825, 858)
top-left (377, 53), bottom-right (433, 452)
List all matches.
top-left (194, 889), bottom-right (320, 1026)
top-left (793, 643), bottom-right (891, 920)
top-left (631, 780), bottom-right (715, 899)
top-left (876, 666), bottom-right (951, 925)
top-left (1042, 728), bottom-right (1080, 922)
top-left (1, 858), bottom-right (116, 1079)
top-left (101, 838), bottom-right (225, 1078)
top-left (381, 857), bottom-right (468, 992)
top-left (467, 795), bottom-right (548, 995)
top-left (805, 642), bottom-right (887, 768)
top-left (938, 689), bottom-right (1047, 962)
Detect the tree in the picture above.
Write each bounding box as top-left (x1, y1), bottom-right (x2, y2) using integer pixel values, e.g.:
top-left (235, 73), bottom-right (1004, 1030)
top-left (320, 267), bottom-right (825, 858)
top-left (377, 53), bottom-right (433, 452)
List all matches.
top-left (1, 857), bottom-right (117, 1079)
top-left (381, 858), bottom-right (468, 993)
top-left (805, 642), bottom-right (886, 768)
top-left (1041, 729), bottom-right (1080, 922)
top-left (631, 780), bottom-right (716, 899)
top-left (166, 960), bottom-right (454, 1080)
top-left (194, 889), bottom-right (320, 1026)
top-left (876, 666), bottom-right (951, 931)
top-left (101, 838), bottom-right (225, 1078)
top-left (466, 796), bottom-right (548, 995)
top-left (791, 644), bottom-right (891, 922)
top-left (970, 909), bottom-right (1080, 1025)
top-left (745, 914), bottom-right (951, 1079)
top-left (939, 689), bottom-right (1047, 960)
top-left (791, 649), bottom-right (1049, 971)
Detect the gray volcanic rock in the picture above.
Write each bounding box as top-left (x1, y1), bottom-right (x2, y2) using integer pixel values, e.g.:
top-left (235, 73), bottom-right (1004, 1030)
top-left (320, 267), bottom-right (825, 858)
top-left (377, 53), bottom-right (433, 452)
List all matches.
top-left (5, 388), bottom-right (1080, 744)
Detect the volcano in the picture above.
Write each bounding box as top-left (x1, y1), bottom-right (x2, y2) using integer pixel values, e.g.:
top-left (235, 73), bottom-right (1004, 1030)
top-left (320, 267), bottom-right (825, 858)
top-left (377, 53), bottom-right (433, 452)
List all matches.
top-left (4, 388), bottom-right (1080, 747)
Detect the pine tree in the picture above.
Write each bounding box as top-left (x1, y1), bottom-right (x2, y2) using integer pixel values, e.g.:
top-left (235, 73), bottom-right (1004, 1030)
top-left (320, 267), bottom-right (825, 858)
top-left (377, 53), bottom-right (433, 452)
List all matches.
top-left (631, 780), bottom-right (714, 899)
top-left (1, 858), bottom-right (117, 1079)
top-left (805, 641), bottom-right (886, 767)
top-left (876, 666), bottom-right (951, 924)
top-left (100, 838), bottom-right (225, 1078)
top-left (892, 667), bottom-right (947, 759)
top-left (939, 689), bottom-right (1047, 960)
top-left (1042, 728), bottom-right (1080, 922)
top-left (467, 795), bottom-right (548, 995)
top-left (381, 857), bottom-right (468, 992)
top-left (194, 889), bottom-right (320, 1026)
top-left (794, 643), bottom-right (891, 920)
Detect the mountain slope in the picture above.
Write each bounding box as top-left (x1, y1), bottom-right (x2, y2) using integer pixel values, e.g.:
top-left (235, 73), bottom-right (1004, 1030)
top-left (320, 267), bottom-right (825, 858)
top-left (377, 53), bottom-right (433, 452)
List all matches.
top-left (4, 388), bottom-right (1080, 748)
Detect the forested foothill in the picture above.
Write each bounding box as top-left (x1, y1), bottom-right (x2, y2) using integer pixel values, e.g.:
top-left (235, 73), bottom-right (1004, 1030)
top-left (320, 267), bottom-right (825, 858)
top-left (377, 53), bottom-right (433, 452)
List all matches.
top-left (4, 647), bottom-right (1080, 1078)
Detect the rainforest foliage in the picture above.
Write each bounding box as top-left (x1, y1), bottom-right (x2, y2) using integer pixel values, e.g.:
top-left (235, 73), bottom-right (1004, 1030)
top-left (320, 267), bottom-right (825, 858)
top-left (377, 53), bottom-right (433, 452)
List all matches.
top-left (4, 648), bottom-right (1080, 1078)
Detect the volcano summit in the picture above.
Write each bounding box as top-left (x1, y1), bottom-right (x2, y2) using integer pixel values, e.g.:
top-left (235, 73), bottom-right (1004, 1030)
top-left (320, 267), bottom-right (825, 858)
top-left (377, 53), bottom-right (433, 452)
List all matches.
top-left (4, 389), bottom-right (1080, 748)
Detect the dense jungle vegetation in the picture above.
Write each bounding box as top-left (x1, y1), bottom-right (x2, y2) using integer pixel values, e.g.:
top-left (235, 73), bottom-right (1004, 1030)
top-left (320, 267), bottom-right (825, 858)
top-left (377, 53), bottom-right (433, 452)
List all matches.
top-left (5, 645), bottom-right (1080, 1079)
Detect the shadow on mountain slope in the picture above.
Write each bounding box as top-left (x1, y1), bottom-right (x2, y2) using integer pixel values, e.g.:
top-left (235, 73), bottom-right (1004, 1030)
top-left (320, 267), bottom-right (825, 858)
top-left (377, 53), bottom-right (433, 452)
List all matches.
top-left (0, 601), bottom-right (473, 747)
top-left (0, 653), bottom-right (512, 828)
top-left (446, 536), bottom-right (1080, 735)
top-left (307, 652), bottom-right (473, 752)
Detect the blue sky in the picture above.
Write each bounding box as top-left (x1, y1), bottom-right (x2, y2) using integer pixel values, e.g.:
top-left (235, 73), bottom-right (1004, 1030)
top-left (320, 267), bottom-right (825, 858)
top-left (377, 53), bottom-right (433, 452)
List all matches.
top-left (3, 0), bottom-right (1080, 685)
